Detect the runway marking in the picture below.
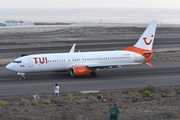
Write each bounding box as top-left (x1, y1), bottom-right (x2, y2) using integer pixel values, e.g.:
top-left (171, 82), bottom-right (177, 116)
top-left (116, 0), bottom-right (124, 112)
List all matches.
top-left (0, 75), bottom-right (180, 88)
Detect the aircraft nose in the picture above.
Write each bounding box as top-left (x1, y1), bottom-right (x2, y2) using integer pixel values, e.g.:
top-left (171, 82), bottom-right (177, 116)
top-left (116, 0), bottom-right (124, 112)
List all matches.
top-left (6, 63), bottom-right (14, 71)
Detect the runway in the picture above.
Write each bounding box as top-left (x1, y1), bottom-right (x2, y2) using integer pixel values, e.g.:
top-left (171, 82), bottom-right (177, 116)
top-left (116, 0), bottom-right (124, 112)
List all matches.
top-left (0, 63), bottom-right (180, 96)
top-left (1, 38), bottom-right (180, 58)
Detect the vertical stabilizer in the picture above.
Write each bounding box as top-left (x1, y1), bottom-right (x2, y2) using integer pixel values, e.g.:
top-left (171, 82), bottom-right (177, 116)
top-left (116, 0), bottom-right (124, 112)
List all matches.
top-left (134, 20), bottom-right (157, 50)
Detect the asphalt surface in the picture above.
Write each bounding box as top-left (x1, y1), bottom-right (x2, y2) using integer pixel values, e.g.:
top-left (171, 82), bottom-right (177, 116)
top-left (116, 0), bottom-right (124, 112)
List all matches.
top-left (0, 63), bottom-right (180, 96)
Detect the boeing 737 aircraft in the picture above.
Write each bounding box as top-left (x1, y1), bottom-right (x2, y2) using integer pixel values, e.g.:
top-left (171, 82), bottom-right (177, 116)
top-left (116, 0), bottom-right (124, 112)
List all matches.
top-left (6, 20), bottom-right (157, 79)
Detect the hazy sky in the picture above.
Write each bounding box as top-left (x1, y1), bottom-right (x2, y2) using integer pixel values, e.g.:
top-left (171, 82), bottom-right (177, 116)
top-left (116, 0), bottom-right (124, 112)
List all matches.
top-left (1, 0), bottom-right (180, 8)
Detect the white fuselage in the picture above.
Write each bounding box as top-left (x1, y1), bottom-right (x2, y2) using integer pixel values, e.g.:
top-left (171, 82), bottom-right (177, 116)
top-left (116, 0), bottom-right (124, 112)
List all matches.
top-left (6, 50), bottom-right (145, 73)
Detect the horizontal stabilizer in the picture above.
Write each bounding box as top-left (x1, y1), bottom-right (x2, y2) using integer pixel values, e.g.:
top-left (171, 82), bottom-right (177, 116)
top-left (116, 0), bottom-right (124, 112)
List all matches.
top-left (144, 50), bottom-right (155, 68)
top-left (146, 62), bottom-right (154, 68)
top-left (144, 52), bottom-right (153, 55)
top-left (146, 51), bottom-right (155, 63)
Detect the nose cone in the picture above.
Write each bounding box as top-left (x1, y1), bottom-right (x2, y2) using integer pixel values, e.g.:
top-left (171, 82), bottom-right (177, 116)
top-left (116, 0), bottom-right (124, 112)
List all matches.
top-left (6, 63), bottom-right (14, 71)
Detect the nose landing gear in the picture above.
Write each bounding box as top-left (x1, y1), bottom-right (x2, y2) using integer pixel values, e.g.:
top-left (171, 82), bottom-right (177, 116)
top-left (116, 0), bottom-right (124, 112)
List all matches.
top-left (17, 72), bottom-right (26, 80)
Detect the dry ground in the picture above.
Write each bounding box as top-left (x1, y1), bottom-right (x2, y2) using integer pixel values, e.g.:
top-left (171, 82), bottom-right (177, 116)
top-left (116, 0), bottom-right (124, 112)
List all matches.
top-left (1, 85), bottom-right (180, 120)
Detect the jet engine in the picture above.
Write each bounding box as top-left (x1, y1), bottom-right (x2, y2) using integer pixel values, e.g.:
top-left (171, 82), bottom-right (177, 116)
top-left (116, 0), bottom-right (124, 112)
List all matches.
top-left (70, 67), bottom-right (90, 76)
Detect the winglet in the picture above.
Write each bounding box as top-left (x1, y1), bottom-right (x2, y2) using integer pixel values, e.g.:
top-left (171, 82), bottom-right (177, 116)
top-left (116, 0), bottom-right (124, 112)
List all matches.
top-left (69, 43), bottom-right (76, 53)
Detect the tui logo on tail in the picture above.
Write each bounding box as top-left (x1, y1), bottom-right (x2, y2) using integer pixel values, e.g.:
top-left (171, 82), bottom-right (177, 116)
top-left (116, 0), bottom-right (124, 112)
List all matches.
top-left (143, 35), bottom-right (153, 45)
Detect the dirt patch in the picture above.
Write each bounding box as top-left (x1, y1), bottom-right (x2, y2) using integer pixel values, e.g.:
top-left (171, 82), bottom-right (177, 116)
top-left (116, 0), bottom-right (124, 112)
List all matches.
top-left (151, 50), bottom-right (180, 63)
top-left (0, 58), bottom-right (16, 67)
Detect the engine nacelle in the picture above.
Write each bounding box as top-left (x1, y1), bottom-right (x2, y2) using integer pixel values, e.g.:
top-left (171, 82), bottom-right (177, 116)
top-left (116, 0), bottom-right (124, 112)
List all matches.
top-left (70, 67), bottom-right (90, 76)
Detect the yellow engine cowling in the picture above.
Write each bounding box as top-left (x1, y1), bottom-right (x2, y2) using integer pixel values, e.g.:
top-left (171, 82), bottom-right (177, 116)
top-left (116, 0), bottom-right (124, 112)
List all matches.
top-left (70, 67), bottom-right (90, 76)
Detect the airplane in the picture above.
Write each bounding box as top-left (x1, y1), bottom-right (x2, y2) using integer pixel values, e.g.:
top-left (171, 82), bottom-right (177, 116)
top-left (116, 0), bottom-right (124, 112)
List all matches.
top-left (6, 20), bottom-right (157, 79)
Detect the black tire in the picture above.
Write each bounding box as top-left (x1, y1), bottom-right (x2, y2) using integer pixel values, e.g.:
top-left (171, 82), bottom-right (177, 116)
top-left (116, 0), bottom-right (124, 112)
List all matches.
top-left (22, 76), bottom-right (26, 80)
top-left (90, 72), bottom-right (97, 77)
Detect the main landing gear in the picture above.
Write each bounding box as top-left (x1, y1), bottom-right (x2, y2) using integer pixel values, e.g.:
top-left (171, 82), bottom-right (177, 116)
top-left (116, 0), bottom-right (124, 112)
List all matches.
top-left (90, 71), bottom-right (97, 77)
top-left (22, 75), bottom-right (26, 80)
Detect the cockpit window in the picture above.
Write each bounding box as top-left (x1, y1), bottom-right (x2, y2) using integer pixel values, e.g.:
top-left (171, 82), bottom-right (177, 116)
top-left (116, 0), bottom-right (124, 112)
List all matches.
top-left (13, 61), bottom-right (22, 63)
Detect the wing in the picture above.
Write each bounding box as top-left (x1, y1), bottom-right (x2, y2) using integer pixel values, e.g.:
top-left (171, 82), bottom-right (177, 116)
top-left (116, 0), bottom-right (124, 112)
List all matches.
top-left (69, 62), bottom-right (142, 76)
top-left (88, 63), bottom-right (141, 68)
top-left (71, 62), bottom-right (142, 69)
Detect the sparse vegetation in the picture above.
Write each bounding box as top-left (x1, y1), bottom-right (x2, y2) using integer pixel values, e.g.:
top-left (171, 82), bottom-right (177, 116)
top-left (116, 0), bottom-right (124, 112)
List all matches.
top-left (0, 100), bottom-right (5, 106)
top-left (67, 93), bottom-right (73, 98)
top-left (19, 98), bottom-right (31, 106)
top-left (143, 85), bottom-right (155, 93)
top-left (0, 64), bottom-right (6, 67)
top-left (43, 99), bottom-right (51, 105)
top-left (143, 90), bottom-right (151, 97)
top-left (0, 85), bottom-right (180, 120)
top-left (14, 107), bottom-right (20, 111)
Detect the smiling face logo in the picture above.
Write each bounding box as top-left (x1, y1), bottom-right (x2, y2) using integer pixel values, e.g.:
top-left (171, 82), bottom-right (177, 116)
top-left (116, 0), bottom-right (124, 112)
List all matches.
top-left (143, 35), bottom-right (153, 45)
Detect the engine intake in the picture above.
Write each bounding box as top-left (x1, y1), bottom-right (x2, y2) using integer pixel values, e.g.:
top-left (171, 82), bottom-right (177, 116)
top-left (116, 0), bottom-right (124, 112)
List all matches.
top-left (70, 67), bottom-right (90, 76)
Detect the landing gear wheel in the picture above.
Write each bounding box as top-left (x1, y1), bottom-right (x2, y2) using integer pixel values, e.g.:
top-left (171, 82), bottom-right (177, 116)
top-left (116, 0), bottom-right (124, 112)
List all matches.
top-left (22, 75), bottom-right (26, 80)
top-left (90, 72), bottom-right (97, 77)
